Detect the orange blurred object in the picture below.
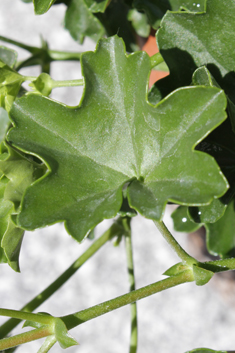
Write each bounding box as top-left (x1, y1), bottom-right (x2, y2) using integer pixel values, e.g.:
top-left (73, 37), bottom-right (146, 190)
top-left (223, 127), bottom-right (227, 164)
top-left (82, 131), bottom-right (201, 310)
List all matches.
top-left (142, 34), bottom-right (169, 87)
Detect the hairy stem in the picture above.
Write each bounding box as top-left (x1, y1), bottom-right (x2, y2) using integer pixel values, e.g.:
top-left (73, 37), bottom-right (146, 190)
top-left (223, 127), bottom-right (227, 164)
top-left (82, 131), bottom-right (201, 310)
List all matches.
top-left (62, 270), bottom-right (194, 330)
top-left (124, 218), bottom-right (138, 353)
top-left (154, 221), bottom-right (196, 265)
top-left (0, 221), bottom-right (123, 339)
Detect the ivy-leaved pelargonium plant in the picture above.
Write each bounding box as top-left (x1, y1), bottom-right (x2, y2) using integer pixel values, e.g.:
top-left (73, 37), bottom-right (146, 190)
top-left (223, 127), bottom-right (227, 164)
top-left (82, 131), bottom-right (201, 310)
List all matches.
top-left (1, 0), bottom-right (235, 352)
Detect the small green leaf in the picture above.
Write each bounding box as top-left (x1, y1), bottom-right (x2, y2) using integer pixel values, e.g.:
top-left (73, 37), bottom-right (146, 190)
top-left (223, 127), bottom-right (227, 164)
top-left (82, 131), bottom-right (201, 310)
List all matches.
top-left (84, 0), bottom-right (110, 12)
top-left (205, 200), bottom-right (235, 258)
top-left (96, 0), bottom-right (139, 52)
top-left (0, 63), bottom-right (25, 111)
top-left (8, 36), bottom-right (228, 242)
top-left (64, 0), bottom-right (105, 44)
top-left (0, 143), bottom-right (44, 271)
top-left (163, 262), bottom-right (190, 276)
top-left (127, 9), bottom-right (151, 38)
top-left (54, 318), bottom-right (78, 349)
top-left (0, 46), bottom-right (17, 68)
top-left (30, 73), bottom-right (53, 96)
top-left (192, 265), bottom-right (214, 286)
top-left (188, 198), bottom-right (227, 224)
top-left (33, 0), bottom-right (57, 14)
top-left (171, 206), bottom-right (202, 233)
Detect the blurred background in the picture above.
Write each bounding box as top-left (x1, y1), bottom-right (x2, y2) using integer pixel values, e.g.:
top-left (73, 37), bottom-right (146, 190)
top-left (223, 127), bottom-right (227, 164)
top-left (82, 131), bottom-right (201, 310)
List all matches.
top-left (1, 1), bottom-right (235, 352)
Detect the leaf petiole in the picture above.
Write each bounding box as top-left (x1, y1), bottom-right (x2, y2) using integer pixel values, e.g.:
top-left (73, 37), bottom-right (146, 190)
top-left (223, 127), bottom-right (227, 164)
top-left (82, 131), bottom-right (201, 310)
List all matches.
top-left (154, 221), bottom-right (197, 266)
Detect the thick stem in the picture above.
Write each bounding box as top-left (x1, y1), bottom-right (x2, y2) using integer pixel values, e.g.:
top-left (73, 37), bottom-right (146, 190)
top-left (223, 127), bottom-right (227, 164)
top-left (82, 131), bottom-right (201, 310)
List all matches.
top-left (0, 221), bottom-right (122, 339)
top-left (62, 270), bottom-right (194, 330)
top-left (124, 218), bottom-right (138, 353)
top-left (0, 327), bottom-right (53, 351)
top-left (154, 221), bottom-right (196, 265)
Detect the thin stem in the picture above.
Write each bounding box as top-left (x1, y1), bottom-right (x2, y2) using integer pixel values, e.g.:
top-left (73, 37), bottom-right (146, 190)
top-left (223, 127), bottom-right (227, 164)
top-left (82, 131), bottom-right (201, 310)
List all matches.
top-left (0, 221), bottom-right (122, 339)
top-left (150, 52), bottom-right (164, 69)
top-left (48, 50), bottom-right (81, 61)
top-left (0, 327), bottom-right (53, 351)
top-left (124, 218), bottom-right (138, 353)
top-left (37, 336), bottom-right (57, 353)
top-left (0, 309), bottom-right (53, 325)
top-left (154, 221), bottom-right (196, 265)
top-left (62, 270), bottom-right (194, 330)
top-left (51, 79), bottom-right (84, 89)
top-left (0, 35), bottom-right (38, 53)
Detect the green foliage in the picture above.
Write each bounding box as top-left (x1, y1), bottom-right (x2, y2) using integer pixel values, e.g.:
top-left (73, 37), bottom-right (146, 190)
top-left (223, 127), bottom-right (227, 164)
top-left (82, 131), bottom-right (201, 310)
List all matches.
top-left (1, 0), bottom-right (235, 352)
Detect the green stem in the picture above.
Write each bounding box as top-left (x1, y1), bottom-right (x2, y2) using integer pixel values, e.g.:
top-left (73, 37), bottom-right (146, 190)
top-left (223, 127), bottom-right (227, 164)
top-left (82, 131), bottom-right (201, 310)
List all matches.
top-left (154, 221), bottom-right (196, 265)
top-left (0, 221), bottom-right (122, 339)
top-left (47, 50), bottom-right (81, 61)
top-left (124, 218), bottom-right (138, 353)
top-left (0, 327), bottom-right (53, 351)
top-left (150, 52), bottom-right (164, 69)
top-left (0, 35), bottom-right (38, 53)
top-left (51, 79), bottom-right (84, 89)
top-left (62, 270), bottom-right (194, 330)
top-left (37, 336), bottom-right (57, 353)
top-left (0, 309), bottom-right (53, 325)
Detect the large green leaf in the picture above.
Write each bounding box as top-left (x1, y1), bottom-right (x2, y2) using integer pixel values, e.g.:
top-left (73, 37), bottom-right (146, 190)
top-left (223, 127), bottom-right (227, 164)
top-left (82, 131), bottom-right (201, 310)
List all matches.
top-left (8, 36), bottom-right (228, 242)
top-left (152, 0), bottom-right (235, 103)
top-left (64, 0), bottom-right (105, 44)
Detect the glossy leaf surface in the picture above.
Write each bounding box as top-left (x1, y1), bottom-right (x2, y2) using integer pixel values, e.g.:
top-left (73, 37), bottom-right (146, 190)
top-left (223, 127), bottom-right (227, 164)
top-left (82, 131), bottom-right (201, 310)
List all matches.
top-left (153, 0), bottom-right (235, 103)
top-left (33, 0), bottom-right (57, 14)
top-left (171, 206), bottom-right (201, 233)
top-left (8, 36), bottom-right (228, 242)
